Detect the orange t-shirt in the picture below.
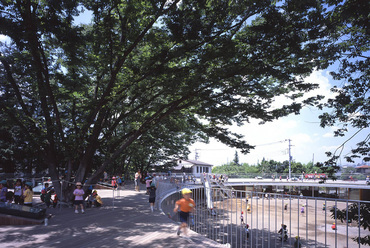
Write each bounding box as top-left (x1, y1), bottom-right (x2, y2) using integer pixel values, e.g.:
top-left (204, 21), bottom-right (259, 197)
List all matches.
top-left (176, 198), bottom-right (195, 212)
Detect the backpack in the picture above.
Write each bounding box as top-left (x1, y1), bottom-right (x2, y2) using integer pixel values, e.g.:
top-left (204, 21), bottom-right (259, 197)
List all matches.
top-left (40, 189), bottom-right (46, 202)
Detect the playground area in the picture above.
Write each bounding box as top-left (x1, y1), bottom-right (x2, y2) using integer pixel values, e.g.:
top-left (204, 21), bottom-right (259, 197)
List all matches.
top-left (211, 195), bottom-right (366, 247)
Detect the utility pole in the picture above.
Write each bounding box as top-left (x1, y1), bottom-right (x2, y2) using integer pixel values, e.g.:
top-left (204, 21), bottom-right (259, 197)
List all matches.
top-left (195, 149), bottom-right (199, 160)
top-left (286, 139), bottom-right (292, 180)
top-left (312, 153), bottom-right (314, 166)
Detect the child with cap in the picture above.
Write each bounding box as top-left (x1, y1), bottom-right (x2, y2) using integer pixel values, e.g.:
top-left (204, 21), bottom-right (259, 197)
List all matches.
top-left (23, 182), bottom-right (33, 207)
top-left (73, 182), bottom-right (85, 213)
top-left (145, 176), bottom-right (152, 195)
top-left (173, 188), bottom-right (195, 237)
top-left (111, 177), bottom-right (118, 190)
top-left (331, 222), bottom-right (336, 230)
top-left (244, 224), bottom-right (250, 240)
top-left (294, 236), bottom-right (302, 248)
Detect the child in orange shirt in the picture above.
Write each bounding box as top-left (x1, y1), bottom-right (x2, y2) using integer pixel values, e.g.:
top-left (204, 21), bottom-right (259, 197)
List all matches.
top-left (174, 188), bottom-right (195, 237)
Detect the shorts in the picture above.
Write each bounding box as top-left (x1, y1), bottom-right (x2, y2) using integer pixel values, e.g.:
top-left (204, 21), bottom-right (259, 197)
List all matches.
top-left (149, 197), bottom-right (155, 203)
top-left (74, 200), bottom-right (84, 205)
top-left (179, 211), bottom-right (189, 223)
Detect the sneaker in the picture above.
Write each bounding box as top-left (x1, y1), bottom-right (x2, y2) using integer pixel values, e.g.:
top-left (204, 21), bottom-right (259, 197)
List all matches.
top-left (81, 210), bottom-right (85, 214)
top-left (177, 229), bottom-right (181, 236)
top-left (75, 210), bottom-right (79, 214)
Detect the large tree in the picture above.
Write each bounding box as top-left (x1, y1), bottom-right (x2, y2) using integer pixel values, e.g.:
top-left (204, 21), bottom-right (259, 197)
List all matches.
top-left (1, 0), bottom-right (340, 200)
top-left (319, 0), bottom-right (369, 164)
top-left (321, 1), bottom-right (370, 245)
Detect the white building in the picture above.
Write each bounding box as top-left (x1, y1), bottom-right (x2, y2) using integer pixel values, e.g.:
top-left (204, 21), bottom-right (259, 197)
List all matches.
top-left (173, 159), bottom-right (213, 177)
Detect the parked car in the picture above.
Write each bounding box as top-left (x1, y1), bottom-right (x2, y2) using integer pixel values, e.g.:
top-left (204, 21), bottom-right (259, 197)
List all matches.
top-left (255, 176), bottom-right (263, 179)
top-left (33, 181), bottom-right (53, 195)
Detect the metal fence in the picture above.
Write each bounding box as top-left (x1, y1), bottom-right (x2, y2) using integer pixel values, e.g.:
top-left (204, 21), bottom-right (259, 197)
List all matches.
top-left (158, 181), bottom-right (370, 248)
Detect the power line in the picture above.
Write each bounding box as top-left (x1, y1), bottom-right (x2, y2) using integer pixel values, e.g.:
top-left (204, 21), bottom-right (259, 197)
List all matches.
top-left (254, 140), bottom-right (287, 147)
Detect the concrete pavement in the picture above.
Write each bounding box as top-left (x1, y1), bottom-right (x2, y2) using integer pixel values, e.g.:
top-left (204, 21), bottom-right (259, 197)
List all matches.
top-left (0, 185), bottom-right (224, 248)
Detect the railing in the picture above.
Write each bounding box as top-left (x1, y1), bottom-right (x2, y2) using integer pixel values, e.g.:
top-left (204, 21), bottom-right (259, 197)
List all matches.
top-left (159, 181), bottom-right (370, 248)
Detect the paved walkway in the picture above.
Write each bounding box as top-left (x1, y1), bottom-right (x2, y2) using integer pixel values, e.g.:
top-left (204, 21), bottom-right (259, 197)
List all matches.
top-left (0, 185), bottom-right (224, 248)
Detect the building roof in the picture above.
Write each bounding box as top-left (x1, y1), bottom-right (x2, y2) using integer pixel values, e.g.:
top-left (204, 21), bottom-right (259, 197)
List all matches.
top-left (173, 159), bottom-right (213, 170)
top-left (356, 165), bottom-right (370, 169)
top-left (182, 160), bottom-right (213, 166)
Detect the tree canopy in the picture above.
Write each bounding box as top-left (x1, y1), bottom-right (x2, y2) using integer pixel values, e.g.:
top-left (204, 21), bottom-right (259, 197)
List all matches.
top-left (0, 0), bottom-right (366, 200)
top-left (318, 0), bottom-right (369, 164)
top-left (212, 159), bottom-right (319, 177)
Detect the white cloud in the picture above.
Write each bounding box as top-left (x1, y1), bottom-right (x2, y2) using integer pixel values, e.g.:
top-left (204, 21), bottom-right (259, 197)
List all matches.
top-left (291, 133), bottom-right (312, 143)
top-left (323, 132), bottom-right (334, 138)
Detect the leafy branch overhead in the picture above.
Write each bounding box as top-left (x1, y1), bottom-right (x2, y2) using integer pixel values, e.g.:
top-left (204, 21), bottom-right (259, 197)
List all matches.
top-left (319, 0), bottom-right (369, 163)
top-left (0, 1), bottom-right (367, 200)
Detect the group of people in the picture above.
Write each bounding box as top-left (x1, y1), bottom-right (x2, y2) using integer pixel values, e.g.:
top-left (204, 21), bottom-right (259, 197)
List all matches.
top-left (206, 173), bottom-right (228, 183)
top-left (103, 171), bottom-right (125, 186)
top-left (134, 170), bottom-right (159, 192)
top-left (0, 179), bottom-right (34, 207)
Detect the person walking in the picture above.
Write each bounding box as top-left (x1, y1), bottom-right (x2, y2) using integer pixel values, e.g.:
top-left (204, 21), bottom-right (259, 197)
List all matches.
top-left (331, 222), bottom-right (336, 230)
top-left (73, 182), bottom-right (85, 214)
top-left (244, 224), bottom-right (250, 240)
top-left (278, 224), bottom-right (288, 241)
top-left (111, 177), bottom-right (118, 190)
top-left (117, 176), bottom-right (122, 188)
top-left (103, 171), bottom-right (108, 182)
top-left (148, 182), bottom-right (156, 212)
top-left (174, 188), bottom-right (195, 237)
top-left (145, 176), bottom-right (152, 195)
top-left (247, 203), bottom-right (251, 213)
top-left (301, 205), bottom-right (305, 216)
top-left (134, 170), bottom-right (141, 192)
top-left (294, 236), bottom-right (302, 248)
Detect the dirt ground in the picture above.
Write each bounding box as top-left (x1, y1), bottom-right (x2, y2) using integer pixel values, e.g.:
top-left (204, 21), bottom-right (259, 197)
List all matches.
top-left (212, 196), bottom-right (369, 248)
